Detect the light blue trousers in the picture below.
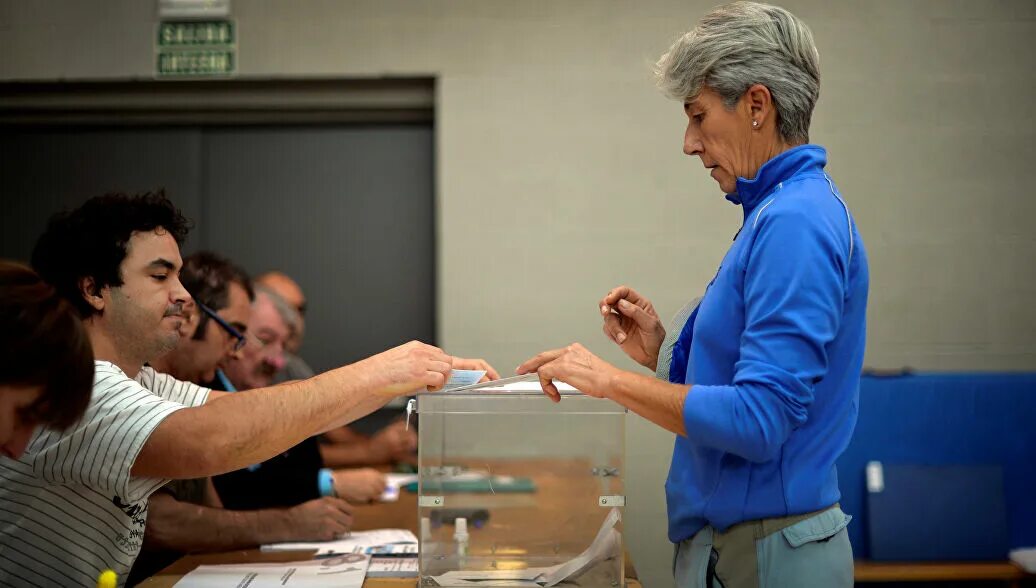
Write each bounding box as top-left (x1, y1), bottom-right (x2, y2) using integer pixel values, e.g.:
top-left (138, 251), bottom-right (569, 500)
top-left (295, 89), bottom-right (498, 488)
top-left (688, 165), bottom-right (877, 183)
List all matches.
top-left (673, 506), bottom-right (854, 588)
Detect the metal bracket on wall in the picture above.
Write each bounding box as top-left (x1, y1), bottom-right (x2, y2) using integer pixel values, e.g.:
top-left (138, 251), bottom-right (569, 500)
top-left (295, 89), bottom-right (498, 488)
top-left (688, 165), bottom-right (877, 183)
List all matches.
top-left (599, 495), bottom-right (626, 507)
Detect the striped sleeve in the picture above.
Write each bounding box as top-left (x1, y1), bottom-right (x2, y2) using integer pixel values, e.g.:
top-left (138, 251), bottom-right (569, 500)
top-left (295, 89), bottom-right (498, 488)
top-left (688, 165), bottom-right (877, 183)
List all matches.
top-left (27, 363), bottom-right (189, 503)
top-left (136, 366), bottom-right (211, 406)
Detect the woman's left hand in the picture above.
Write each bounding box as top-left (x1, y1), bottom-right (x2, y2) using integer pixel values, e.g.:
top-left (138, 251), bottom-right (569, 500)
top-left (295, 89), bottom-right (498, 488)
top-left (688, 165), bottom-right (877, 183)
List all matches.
top-left (516, 343), bottom-right (620, 402)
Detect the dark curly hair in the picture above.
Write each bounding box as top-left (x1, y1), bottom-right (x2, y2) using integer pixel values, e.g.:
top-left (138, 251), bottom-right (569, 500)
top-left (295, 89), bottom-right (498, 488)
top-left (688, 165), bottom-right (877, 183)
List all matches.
top-left (180, 251), bottom-right (255, 340)
top-left (30, 191), bottom-right (192, 318)
top-left (0, 261), bottom-right (94, 430)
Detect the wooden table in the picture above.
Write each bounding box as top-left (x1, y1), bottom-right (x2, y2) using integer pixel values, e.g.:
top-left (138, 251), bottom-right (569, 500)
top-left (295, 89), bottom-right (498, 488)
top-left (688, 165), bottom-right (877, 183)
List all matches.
top-left (142, 460), bottom-right (641, 587)
top-left (855, 560), bottom-right (1034, 586)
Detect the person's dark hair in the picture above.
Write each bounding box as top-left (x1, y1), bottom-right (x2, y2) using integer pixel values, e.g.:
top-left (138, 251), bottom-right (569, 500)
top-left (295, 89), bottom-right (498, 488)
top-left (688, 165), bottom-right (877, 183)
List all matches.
top-left (30, 191), bottom-right (192, 318)
top-left (0, 260), bottom-right (94, 430)
top-left (180, 251), bottom-right (255, 340)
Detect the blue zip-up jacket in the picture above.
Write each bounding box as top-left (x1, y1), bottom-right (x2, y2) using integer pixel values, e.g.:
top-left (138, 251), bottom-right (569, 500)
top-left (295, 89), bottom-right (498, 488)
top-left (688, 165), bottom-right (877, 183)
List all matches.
top-left (665, 144), bottom-right (869, 543)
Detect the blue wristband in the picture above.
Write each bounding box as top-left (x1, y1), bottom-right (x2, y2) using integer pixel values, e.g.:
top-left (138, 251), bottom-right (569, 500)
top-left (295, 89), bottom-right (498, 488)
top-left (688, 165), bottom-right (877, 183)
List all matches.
top-left (318, 468), bottom-right (336, 497)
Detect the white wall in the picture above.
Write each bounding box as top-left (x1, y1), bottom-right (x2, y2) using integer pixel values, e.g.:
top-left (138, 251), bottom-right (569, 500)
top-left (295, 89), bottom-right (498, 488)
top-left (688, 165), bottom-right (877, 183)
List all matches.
top-left (3, 2), bottom-right (1035, 586)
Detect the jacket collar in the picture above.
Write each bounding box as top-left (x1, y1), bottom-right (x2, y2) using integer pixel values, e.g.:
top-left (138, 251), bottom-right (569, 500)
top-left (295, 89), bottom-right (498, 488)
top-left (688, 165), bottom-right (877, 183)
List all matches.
top-left (726, 144), bottom-right (828, 211)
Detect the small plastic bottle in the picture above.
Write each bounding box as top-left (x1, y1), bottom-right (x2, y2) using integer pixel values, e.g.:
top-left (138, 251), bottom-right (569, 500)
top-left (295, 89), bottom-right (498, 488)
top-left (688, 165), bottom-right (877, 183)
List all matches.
top-left (420, 516), bottom-right (432, 542)
top-left (454, 517), bottom-right (469, 560)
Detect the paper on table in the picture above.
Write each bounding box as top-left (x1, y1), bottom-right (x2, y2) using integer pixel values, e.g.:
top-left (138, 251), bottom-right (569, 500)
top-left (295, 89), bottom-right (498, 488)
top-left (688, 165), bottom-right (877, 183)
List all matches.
top-left (174, 554), bottom-right (369, 587)
top-left (262, 529), bottom-right (417, 556)
top-left (434, 569), bottom-right (548, 582)
top-left (386, 473), bottom-right (419, 486)
top-left (367, 557), bottom-right (418, 578)
top-left (365, 543), bottom-right (418, 556)
top-left (430, 508), bottom-right (621, 587)
top-left (1010, 547), bottom-right (1036, 573)
top-left (428, 575), bottom-right (542, 583)
top-left (379, 473), bottom-right (419, 502)
top-left (380, 484), bottom-right (400, 502)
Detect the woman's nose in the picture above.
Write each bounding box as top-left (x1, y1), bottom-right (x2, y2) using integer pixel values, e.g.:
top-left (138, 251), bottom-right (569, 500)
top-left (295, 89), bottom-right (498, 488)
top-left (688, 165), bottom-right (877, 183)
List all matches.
top-left (684, 132), bottom-right (703, 156)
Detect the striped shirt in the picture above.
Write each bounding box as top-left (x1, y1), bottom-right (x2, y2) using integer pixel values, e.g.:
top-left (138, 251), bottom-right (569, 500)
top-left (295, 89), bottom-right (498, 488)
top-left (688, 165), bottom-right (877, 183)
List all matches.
top-left (0, 360), bottom-right (209, 586)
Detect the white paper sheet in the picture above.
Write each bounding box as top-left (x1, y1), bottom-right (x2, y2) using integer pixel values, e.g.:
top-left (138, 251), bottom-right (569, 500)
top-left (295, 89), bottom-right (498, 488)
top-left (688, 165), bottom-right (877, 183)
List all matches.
top-left (367, 557), bottom-right (419, 578)
top-left (379, 473), bottom-right (418, 502)
top-left (380, 484), bottom-right (401, 502)
top-left (428, 575), bottom-right (542, 583)
top-left (439, 376), bottom-right (579, 395)
top-left (442, 373), bottom-right (537, 392)
top-left (430, 508), bottom-right (621, 587)
top-left (262, 528), bottom-right (417, 556)
top-left (539, 508), bottom-right (622, 587)
top-left (1010, 546), bottom-right (1036, 573)
top-left (440, 369), bottom-right (487, 391)
top-left (434, 569), bottom-right (548, 582)
top-left (174, 554), bottom-right (369, 587)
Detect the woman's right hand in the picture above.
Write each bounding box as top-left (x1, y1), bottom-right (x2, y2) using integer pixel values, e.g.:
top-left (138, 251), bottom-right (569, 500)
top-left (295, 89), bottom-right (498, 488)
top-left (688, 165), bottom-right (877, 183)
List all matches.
top-left (599, 285), bottom-right (665, 371)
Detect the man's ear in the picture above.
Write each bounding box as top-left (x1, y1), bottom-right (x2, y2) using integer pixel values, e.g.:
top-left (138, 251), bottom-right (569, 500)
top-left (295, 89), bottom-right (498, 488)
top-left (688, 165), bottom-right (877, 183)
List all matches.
top-left (78, 276), bottom-right (105, 312)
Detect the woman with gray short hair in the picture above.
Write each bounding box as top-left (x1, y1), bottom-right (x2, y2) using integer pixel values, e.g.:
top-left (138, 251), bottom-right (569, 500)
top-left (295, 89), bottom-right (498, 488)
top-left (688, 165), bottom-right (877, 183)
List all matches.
top-left (520, 3), bottom-right (868, 586)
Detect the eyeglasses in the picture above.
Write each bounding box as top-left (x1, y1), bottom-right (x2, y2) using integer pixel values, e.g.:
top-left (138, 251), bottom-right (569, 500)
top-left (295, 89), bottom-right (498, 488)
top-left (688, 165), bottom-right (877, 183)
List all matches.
top-left (196, 301), bottom-right (247, 352)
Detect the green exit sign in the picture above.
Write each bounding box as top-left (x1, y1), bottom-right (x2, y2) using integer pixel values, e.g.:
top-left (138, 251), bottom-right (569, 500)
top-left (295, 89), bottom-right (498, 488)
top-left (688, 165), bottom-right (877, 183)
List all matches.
top-left (158, 20), bottom-right (234, 47)
top-left (156, 19), bottom-right (235, 77)
top-left (157, 50), bottom-right (234, 76)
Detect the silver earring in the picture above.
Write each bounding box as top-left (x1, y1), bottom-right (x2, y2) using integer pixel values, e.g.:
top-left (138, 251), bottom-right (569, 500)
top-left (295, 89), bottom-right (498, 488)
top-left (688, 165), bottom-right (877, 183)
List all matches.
top-left (752, 120), bottom-right (759, 128)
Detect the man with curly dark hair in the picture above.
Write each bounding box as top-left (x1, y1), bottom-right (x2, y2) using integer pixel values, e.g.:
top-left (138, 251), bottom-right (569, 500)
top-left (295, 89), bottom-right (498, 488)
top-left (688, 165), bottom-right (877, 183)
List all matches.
top-left (0, 191), bottom-right (494, 585)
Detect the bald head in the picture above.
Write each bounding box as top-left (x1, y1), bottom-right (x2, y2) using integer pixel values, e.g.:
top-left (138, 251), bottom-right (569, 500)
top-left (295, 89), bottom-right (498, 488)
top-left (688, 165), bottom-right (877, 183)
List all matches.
top-left (257, 272), bottom-right (305, 314)
top-left (256, 271), bottom-right (306, 352)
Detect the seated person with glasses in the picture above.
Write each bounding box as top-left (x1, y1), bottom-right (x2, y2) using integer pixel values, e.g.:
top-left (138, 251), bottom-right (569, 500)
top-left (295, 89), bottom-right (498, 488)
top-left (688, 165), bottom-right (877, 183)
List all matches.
top-left (258, 270), bottom-right (465, 470)
top-left (213, 284), bottom-right (393, 511)
top-left (257, 271), bottom-right (315, 382)
top-left (150, 251), bottom-right (251, 386)
top-left (1, 192), bottom-right (466, 585)
top-left (132, 252), bottom-right (356, 584)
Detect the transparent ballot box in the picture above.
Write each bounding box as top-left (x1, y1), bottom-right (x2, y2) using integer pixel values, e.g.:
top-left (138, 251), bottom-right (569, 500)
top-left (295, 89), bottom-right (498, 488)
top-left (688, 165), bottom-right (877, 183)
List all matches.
top-left (415, 384), bottom-right (626, 587)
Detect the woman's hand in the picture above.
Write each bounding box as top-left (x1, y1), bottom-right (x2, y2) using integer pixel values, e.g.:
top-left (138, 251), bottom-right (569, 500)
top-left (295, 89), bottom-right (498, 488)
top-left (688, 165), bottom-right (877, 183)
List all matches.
top-left (599, 285), bottom-right (665, 371)
top-left (516, 343), bottom-right (621, 402)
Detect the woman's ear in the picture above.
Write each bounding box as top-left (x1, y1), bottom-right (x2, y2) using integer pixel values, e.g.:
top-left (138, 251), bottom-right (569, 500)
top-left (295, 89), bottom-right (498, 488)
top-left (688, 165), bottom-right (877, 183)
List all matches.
top-left (78, 276), bottom-right (105, 312)
top-left (744, 83), bottom-right (774, 128)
